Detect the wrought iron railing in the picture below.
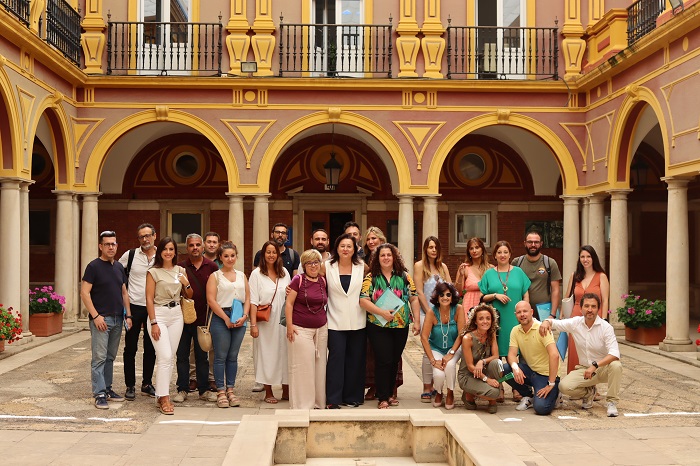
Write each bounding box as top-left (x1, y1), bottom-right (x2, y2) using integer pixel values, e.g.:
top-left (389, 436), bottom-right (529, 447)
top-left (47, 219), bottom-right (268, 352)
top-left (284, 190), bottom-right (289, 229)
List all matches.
top-left (279, 16), bottom-right (392, 77)
top-left (107, 19), bottom-right (223, 75)
top-left (46, 0), bottom-right (81, 66)
top-left (627, 0), bottom-right (666, 45)
top-left (0, 0), bottom-right (29, 25)
top-left (446, 22), bottom-right (558, 80)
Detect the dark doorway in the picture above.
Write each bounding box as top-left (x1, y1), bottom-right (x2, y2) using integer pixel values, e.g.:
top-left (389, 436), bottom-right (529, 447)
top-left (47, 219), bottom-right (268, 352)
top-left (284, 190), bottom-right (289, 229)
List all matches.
top-left (305, 211), bottom-right (354, 246)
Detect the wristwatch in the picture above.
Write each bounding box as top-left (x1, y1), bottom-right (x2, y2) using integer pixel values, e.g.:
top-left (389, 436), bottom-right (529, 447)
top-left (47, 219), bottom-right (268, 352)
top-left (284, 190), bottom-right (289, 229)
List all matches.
top-left (449, 349), bottom-right (456, 355)
top-left (185, 285), bottom-right (192, 289)
top-left (591, 361), bottom-right (599, 369)
top-left (482, 376), bottom-right (488, 382)
top-left (548, 381), bottom-right (555, 387)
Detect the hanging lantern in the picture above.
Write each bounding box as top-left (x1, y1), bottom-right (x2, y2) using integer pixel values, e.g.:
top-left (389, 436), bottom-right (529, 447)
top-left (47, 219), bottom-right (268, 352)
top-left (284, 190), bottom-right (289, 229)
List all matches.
top-left (324, 151), bottom-right (342, 191)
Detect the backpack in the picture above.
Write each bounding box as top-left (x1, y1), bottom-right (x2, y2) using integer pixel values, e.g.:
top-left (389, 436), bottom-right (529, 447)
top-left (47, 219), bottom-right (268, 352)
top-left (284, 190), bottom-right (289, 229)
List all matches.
top-left (515, 254), bottom-right (552, 296)
top-left (124, 248), bottom-right (137, 288)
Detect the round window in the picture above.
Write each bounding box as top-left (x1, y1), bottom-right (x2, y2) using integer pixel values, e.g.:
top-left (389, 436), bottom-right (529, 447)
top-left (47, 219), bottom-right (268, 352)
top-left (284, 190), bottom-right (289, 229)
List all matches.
top-left (459, 153), bottom-right (486, 180)
top-left (174, 153), bottom-right (199, 178)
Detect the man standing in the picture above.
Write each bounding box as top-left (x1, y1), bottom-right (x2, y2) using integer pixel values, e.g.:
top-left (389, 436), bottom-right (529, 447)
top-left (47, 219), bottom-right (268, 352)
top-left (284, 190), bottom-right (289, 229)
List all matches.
top-left (253, 223), bottom-right (300, 277)
top-left (504, 301), bottom-right (560, 415)
top-left (343, 221), bottom-right (364, 260)
top-left (118, 223), bottom-right (157, 400)
top-left (539, 293), bottom-right (622, 417)
top-left (173, 234), bottom-right (219, 403)
top-left (513, 231), bottom-right (562, 320)
top-left (203, 231), bottom-right (222, 267)
top-left (81, 230), bottom-right (131, 409)
top-left (298, 229), bottom-right (330, 273)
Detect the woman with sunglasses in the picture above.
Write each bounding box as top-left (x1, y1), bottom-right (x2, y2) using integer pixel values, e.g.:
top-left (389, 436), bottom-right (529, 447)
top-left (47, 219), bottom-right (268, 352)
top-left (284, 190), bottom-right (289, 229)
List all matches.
top-left (420, 282), bottom-right (465, 410)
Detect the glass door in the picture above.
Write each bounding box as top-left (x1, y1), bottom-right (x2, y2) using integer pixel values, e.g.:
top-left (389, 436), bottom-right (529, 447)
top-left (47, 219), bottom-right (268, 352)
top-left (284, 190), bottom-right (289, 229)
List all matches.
top-left (139, 0), bottom-right (192, 75)
top-left (476, 0), bottom-right (526, 79)
top-left (311, 0), bottom-right (363, 76)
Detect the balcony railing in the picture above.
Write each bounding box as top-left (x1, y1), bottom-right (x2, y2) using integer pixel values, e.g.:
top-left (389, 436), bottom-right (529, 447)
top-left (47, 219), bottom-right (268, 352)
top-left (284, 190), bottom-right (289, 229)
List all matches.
top-left (107, 19), bottom-right (223, 75)
top-left (279, 17), bottom-right (392, 78)
top-left (46, 0), bottom-right (81, 66)
top-left (627, 0), bottom-right (666, 45)
top-left (446, 23), bottom-right (558, 80)
top-left (0, 0), bottom-right (29, 25)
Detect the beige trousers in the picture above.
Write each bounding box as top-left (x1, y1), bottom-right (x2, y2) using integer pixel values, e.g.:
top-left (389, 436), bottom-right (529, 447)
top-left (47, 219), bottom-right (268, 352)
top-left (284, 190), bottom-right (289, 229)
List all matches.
top-left (558, 360), bottom-right (622, 402)
top-left (287, 325), bottom-right (328, 409)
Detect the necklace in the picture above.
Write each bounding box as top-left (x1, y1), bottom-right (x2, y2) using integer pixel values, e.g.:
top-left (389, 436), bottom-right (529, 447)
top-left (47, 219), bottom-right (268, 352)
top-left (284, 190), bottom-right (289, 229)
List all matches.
top-left (496, 266), bottom-right (511, 292)
top-left (303, 274), bottom-right (326, 314)
top-left (438, 306), bottom-right (452, 349)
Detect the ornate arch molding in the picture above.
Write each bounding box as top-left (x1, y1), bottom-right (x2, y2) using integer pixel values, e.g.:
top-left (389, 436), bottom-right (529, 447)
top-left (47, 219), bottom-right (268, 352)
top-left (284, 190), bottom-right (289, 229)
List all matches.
top-left (30, 94), bottom-right (73, 187)
top-left (0, 64), bottom-right (21, 175)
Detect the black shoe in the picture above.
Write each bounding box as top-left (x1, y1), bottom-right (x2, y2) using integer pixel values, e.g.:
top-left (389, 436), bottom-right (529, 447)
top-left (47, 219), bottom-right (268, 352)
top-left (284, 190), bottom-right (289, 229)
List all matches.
top-left (141, 384), bottom-right (156, 398)
top-left (326, 404), bottom-right (341, 409)
top-left (105, 389), bottom-right (125, 402)
top-left (125, 386), bottom-right (136, 401)
top-left (95, 395), bottom-right (109, 409)
top-left (342, 401), bottom-right (361, 408)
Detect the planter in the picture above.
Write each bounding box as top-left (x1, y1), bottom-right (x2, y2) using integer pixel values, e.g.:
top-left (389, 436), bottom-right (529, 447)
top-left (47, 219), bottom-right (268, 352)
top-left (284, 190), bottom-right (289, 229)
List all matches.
top-left (29, 312), bottom-right (63, 337)
top-left (624, 324), bottom-right (666, 345)
top-left (0, 339), bottom-right (4, 352)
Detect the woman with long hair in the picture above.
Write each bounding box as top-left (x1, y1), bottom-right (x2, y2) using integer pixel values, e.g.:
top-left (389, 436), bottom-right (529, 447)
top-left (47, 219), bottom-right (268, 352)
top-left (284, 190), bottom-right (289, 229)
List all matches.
top-left (420, 282), bottom-right (464, 410)
top-left (414, 236), bottom-right (452, 402)
top-left (455, 237), bottom-right (493, 314)
top-left (249, 241), bottom-right (291, 404)
top-left (146, 237), bottom-right (193, 415)
top-left (457, 304), bottom-right (501, 414)
top-left (205, 242), bottom-right (249, 408)
top-left (563, 245), bottom-right (610, 372)
top-left (362, 226), bottom-right (387, 274)
top-left (360, 243), bottom-right (420, 409)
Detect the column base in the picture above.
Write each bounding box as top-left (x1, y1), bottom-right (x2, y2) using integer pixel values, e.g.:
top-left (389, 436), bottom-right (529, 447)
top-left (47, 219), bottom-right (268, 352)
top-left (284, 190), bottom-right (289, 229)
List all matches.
top-left (612, 322), bottom-right (625, 336)
top-left (14, 333), bottom-right (34, 345)
top-left (659, 339), bottom-right (695, 352)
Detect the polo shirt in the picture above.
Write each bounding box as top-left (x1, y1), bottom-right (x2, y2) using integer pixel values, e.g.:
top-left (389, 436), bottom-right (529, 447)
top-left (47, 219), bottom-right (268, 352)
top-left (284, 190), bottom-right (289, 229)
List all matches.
top-left (509, 320), bottom-right (557, 376)
top-left (118, 247), bottom-right (156, 306)
top-left (551, 316), bottom-right (620, 364)
top-left (178, 257), bottom-right (219, 326)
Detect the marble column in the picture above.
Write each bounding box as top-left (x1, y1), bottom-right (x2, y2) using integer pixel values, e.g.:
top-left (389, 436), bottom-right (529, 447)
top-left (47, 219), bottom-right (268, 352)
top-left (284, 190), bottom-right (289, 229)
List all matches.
top-left (660, 177), bottom-right (694, 352)
top-left (397, 195), bottom-right (415, 276)
top-left (72, 195), bottom-right (80, 321)
top-left (19, 181), bottom-right (33, 338)
top-left (561, 195), bottom-right (581, 293)
top-left (580, 196), bottom-right (590, 245)
top-left (421, 195), bottom-right (440, 242)
top-left (53, 190), bottom-right (76, 322)
top-left (80, 193), bottom-right (101, 320)
top-left (227, 194), bottom-right (245, 267)
top-left (587, 194), bottom-right (606, 267)
top-left (607, 189), bottom-right (632, 327)
top-left (0, 180), bottom-right (22, 322)
top-left (252, 194), bottom-right (270, 266)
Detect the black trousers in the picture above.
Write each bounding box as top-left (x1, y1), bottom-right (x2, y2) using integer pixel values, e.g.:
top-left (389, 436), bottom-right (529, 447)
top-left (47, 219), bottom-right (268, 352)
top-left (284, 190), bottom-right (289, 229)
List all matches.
top-left (176, 323), bottom-right (209, 395)
top-left (123, 304), bottom-right (155, 388)
top-left (366, 324), bottom-right (409, 402)
top-left (326, 328), bottom-right (367, 405)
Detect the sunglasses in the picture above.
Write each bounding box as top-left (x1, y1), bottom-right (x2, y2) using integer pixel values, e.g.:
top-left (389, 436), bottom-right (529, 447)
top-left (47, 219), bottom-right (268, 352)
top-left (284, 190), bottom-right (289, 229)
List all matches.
top-left (439, 292), bottom-right (452, 297)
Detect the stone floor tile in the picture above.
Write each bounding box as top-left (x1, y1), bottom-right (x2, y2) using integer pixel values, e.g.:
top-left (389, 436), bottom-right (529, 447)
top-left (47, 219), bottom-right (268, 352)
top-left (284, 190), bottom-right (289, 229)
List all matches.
top-left (529, 440), bottom-right (597, 456)
top-left (544, 453), bottom-right (614, 466)
top-left (599, 448), bottom-right (677, 465)
top-left (51, 454), bottom-right (122, 465)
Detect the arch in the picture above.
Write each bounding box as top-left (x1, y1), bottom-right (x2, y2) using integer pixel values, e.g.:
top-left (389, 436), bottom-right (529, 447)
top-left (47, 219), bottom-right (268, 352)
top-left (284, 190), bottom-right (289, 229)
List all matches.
top-left (428, 113), bottom-right (577, 194)
top-left (0, 66), bottom-right (22, 175)
top-left (29, 95), bottom-right (74, 187)
top-left (83, 109), bottom-right (240, 192)
top-left (608, 86), bottom-right (669, 188)
top-left (258, 112), bottom-right (410, 194)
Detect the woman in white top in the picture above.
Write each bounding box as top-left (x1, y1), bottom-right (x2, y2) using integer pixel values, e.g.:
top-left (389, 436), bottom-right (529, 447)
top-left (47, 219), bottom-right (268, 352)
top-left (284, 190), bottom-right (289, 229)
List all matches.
top-left (249, 241), bottom-right (291, 404)
top-left (146, 237), bottom-right (192, 415)
top-left (324, 233), bottom-right (367, 408)
top-left (206, 241), bottom-right (250, 408)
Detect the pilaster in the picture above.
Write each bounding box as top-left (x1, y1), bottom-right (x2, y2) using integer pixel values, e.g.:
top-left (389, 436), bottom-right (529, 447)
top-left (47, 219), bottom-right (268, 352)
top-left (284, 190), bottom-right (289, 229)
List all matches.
top-left (420, 0), bottom-right (445, 78)
top-left (81, 0), bottom-right (106, 74)
top-left (396, 0), bottom-right (420, 77)
top-left (226, 0), bottom-right (251, 75)
top-left (251, 0), bottom-right (275, 76)
top-left (562, 0), bottom-right (586, 79)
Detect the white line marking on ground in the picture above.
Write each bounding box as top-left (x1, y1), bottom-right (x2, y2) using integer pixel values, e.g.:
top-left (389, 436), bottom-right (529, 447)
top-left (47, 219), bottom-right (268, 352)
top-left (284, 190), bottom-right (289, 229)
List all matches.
top-left (87, 417), bottom-right (133, 422)
top-left (557, 416), bottom-right (579, 419)
top-left (159, 420), bottom-right (241, 425)
top-left (501, 418), bottom-right (523, 422)
top-left (0, 414), bottom-right (76, 421)
top-left (624, 412), bottom-right (700, 417)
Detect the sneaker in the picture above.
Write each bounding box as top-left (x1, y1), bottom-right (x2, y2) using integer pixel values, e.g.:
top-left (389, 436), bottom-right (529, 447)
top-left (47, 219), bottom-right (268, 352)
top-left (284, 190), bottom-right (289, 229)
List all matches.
top-left (125, 386), bottom-right (136, 401)
top-left (464, 400), bottom-right (477, 410)
top-left (105, 389), bottom-right (125, 402)
top-left (141, 384), bottom-right (156, 397)
top-left (515, 396), bottom-right (533, 411)
top-left (173, 391), bottom-right (188, 403)
top-left (488, 403), bottom-right (498, 414)
top-left (252, 382), bottom-right (264, 392)
top-left (95, 395), bottom-right (109, 409)
top-left (607, 402), bottom-right (619, 417)
top-left (554, 392), bottom-right (564, 409)
top-left (199, 391), bottom-right (218, 402)
top-left (582, 386), bottom-right (597, 409)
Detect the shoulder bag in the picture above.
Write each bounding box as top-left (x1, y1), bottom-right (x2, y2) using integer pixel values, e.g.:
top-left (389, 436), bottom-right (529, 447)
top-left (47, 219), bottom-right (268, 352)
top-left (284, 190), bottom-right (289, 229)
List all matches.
top-left (256, 277), bottom-right (278, 322)
top-left (179, 266), bottom-right (197, 324)
top-left (197, 308), bottom-right (213, 352)
top-left (560, 279), bottom-right (575, 319)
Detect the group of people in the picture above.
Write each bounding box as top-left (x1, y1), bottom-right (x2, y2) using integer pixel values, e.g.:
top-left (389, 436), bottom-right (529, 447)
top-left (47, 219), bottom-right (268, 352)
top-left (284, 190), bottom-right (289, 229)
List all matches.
top-left (82, 222), bottom-right (621, 417)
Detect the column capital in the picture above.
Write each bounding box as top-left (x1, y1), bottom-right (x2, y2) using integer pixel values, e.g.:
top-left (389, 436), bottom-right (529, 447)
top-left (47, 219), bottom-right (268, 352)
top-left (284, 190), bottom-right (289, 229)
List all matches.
top-left (80, 192), bottom-right (102, 200)
top-left (416, 194), bottom-right (442, 200)
top-left (19, 180), bottom-right (35, 190)
top-left (662, 176), bottom-right (693, 189)
top-left (607, 188), bottom-right (633, 199)
top-left (52, 189), bottom-right (76, 197)
top-left (560, 194), bottom-right (584, 204)
top-left (396, 194), bottom-right (415, 201)
top-left (0, 178), bottom-right (24, 189)
top-left (587, 193), bottom-right (607, 204)
top-left (225, 192), bottom-right (246, 199)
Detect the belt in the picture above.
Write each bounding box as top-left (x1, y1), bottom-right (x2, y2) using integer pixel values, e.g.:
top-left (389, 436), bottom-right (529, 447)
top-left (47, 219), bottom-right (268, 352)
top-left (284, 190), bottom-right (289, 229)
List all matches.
top-left (165, 301), bottom-right (178, 308)
top-left (222, 307), bottom-right (232, 312)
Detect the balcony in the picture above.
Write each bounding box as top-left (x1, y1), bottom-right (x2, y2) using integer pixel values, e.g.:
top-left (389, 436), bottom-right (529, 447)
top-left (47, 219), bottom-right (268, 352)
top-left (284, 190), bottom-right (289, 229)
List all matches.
top-left (0, 0), bottom-right (29, 25)
top-left (278, 17), bottom-right (393, 78)
top-left (446, 23), bottom-right (559, 80)
top-left (106, 18), bottom-right (223, 76)
top-left (46, 0), bottom-right (81, 65)
top-left (627, 0), bottom-right (666, 45)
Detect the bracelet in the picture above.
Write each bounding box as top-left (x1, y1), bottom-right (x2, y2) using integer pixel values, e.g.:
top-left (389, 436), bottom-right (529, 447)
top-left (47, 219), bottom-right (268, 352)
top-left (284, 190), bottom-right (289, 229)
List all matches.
top-left (250, 324), bottom-right (257, 327)
top-left (125, 316), bottom-right (132, 320)
top-left (549, 314), bottom-right (557, 318)
top-left (512, 363), bottom-right (519, 370)
top-left (93, 314), bottom-right (103, 319)
top-left (151, 322), bottom-right (158, 326)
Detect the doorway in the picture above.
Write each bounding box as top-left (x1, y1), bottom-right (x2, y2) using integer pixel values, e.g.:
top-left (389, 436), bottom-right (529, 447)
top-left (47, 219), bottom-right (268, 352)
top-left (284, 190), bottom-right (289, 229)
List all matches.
top-left (305, 211), bottom-right (354, 246)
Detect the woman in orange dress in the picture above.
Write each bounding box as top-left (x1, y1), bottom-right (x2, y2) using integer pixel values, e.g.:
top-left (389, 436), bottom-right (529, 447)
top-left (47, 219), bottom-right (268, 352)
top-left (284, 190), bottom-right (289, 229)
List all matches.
top-left (563, 245), bottom-right (610, 373)
top-left (454, 237), bottom-right (493, 318)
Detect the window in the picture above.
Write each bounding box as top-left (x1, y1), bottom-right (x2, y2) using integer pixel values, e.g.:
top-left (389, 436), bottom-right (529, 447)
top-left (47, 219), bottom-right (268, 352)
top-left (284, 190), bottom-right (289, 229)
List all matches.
top-left (139, 0), bottom-right (193, 75)
top-left (30, 211), bottom-right (52, 246)
top-left (455, 213), bottom-right (490, 249)
top-left (169, 212), bottom-right (202, 245)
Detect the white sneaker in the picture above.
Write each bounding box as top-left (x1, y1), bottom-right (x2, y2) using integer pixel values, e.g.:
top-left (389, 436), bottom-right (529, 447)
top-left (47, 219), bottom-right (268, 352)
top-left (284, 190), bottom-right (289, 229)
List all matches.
top-left (582, 386), bottom-right (597, 409)
top-left (199, 391), bottom-right (218, 402)
top-left (172, 391), bottom-right (188, 403)
top-left (607, 402), bottom-right (619, 417)
top-left (554, 392), bottom-right (564, 409)
top-left (252, 382), bottom-right (264, 392)
top-left (515, 396), bottom-right (532, 411)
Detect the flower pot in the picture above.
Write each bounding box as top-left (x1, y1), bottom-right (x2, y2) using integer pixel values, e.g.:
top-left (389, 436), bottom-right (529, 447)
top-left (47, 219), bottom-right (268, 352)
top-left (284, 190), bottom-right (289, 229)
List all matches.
top-left (29, 312), bottom-right (63, 337)
top-left (0, 339), bottom-right (5, 352)
top-left (624, 324), bottom-right (666, 345)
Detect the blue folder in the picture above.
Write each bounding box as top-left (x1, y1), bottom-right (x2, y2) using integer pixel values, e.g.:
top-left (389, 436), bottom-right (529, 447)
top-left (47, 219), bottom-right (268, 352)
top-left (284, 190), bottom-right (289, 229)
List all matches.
top-left (230, 299), bottom-right (245, 326)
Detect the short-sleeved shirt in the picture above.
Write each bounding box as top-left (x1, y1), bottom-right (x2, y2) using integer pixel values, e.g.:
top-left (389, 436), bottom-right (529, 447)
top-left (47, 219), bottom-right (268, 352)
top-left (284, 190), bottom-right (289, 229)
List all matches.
top-left (513, 255), bottom-right (562, 305)
top-left (82, 258), bottom-right (126, 318)
top-left (118, 248), bottom-right (156, 306)
top-left (178, 257), bottom-right (219, 325)
top-left (509, 320), bottom-right (557, 376)
top-left (253, 247), bottom-right (300, 278)
top-left (289, 273), bottom-right (328, 329)
top-left (361, 272), bottom-right (418, 329)
top-left (147, 266), bottom-right (185, 306)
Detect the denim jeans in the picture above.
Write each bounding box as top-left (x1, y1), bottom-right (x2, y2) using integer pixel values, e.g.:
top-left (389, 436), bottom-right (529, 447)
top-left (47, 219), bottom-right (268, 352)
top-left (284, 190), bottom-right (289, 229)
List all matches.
top-left (503, 361), bottom-right (559, 415)
top-left (209, 310), bottom-right (246, 390)
top-left (176, 323), bottom-right (209, 395)
top-left (90, 315), bottom-right (123, 397)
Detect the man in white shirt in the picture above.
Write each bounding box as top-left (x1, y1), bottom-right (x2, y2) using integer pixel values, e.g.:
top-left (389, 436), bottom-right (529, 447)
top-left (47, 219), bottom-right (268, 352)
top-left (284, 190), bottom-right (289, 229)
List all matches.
top-left (539, 292), bottom-right (622, 417)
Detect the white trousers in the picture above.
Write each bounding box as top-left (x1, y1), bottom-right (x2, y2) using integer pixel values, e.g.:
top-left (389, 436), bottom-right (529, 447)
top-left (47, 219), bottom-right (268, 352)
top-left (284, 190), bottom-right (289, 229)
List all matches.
top-left (147, 305), bottom-right (184, 397)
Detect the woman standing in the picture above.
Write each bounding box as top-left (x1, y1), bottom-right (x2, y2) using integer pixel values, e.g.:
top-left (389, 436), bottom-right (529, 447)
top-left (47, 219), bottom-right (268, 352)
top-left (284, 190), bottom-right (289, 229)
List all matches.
top-left (564, 245), bottom-right (610, 372)
top-left (146, 237), bottom-right (192, 415)
top-left (414, 236), bottom-right (452, 403)
top-left (362, 226), bottom-right (387, 274)
top-left (455, 237), bottom-right (493, 314)
top-left (420, 282), bottom-right (464, 410)
top-left (457, 304), bottom-right (501, 414)
top-left (479, 241), bottom-right (531, 357)
top-left (205, 242), bottom-right (249, 408)
top-left (325, 233), bottom-right (366, 409)
top-left (360, 243), bottom-right (421, 409)
top-left (249, 241), bottom-right (291, 404)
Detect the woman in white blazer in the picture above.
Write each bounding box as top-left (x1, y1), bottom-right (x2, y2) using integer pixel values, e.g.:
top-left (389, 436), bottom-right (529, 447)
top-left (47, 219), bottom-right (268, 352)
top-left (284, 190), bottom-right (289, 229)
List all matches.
top-left (324, 233), bottom-right (367, 409)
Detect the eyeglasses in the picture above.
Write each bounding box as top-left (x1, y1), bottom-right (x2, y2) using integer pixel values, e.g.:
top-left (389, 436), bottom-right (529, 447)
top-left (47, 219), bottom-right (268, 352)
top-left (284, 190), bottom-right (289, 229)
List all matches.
top-left (439, 292), bottom-right (452, 297)
top-left (102, 242), bottom-right (118, 248)
top-left (525, 241), bottom-right (541, 245)
top-left (273, 230), bottom-right (288, 236)
top-left (306, 261), bottom-right (321, 267)
top-left (138, 233), bottom-right (153, 240)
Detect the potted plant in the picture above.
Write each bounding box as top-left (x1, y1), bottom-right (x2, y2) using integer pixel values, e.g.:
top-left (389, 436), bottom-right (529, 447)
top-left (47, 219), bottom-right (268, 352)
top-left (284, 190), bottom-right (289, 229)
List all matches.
top-left (29, 285), bottom-right (65, 337)
top-left (0, 305), bottom-right (22, 352)
top-left (616, 292), bottom-right (666, 345)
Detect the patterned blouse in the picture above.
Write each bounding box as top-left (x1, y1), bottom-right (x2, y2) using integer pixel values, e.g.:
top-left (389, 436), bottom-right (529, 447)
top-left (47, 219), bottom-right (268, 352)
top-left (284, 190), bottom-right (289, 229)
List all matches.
top-left (360, 272), bottom-right (418, 329)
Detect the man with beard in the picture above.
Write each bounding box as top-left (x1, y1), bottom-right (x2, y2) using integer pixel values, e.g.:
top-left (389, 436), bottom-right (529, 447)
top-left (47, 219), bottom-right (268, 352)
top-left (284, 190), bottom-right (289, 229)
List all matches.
top-left (343, 221), bottom-right (364, 260)
top-left (203, 231), bottom-right (222, 268)
top-left (513, 231), bottom-right (562, 320)
top-left (298, 229), bottom-right (330, 273)
top-left (253, 223), bottom-right (300, 277)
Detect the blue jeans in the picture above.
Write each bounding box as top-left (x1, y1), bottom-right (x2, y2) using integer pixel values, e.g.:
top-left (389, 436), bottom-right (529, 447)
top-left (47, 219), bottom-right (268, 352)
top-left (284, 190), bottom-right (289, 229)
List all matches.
top-left (209, 310), bottom-right (246, 390)
top-left (90, 315), bottom-right (123, 397)
top-left (503, 361), bottom-right (559, 415)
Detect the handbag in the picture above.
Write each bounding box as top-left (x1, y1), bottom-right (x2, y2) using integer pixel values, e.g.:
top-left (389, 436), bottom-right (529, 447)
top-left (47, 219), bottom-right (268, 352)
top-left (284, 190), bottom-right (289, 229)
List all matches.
top-left (197, 309), bottom-right (213, 352)
top-left (256, 277), bottom-right (278, 323)
top-left (560, 281), bottom-right (575, 319)
top-left (180, 297), bottom-right (196, 324)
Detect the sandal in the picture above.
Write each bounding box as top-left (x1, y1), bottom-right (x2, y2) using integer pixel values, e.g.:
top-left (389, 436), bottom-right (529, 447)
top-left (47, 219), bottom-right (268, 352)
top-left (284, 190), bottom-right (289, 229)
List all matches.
top-left (377, 400), bottom-right (390, 409)
top-left (445, 392), bottom-right (455, 410)
top-left (365, 387), bottom-right (376, 401)
top-left (420, 392), bottom-right (433, 403)
top-left (157, 396), bottom-right (174, 415)
top-left (226, 389), bottom-right (240, 407)
top-left (388, 397), bottom-right (399, 406)
top-left (264, 396), bottom-right (279, 404)
top-left (217, 391), bottom-right (229, 408)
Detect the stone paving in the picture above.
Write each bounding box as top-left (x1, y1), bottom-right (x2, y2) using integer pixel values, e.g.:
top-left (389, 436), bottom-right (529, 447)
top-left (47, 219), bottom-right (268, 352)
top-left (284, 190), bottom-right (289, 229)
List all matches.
top-left (1, 325), bottom-right (700, 464)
